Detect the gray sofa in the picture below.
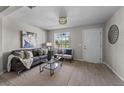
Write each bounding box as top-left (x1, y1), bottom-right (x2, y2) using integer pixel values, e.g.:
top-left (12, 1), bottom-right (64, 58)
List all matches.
top-left (54, 48), bottom-right (74, 63)
top-left (10, 48), bottom-right (48, 75)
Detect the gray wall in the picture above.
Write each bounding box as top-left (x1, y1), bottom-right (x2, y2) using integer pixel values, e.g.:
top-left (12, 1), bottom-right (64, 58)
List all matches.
top-left (2, 18), bottom-right (47, 71)
top-left (104, 7), bottom-right (124, 81)
top-left (48, 25), bottom-right (103, 60)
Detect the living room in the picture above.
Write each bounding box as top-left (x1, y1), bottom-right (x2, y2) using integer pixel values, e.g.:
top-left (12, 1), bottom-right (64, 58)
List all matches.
top-left (0, 5), bottom-right (124, 87)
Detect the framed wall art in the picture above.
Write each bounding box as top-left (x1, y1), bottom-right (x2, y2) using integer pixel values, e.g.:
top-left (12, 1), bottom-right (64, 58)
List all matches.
top-left (21, 31), bottom-right (37, 48)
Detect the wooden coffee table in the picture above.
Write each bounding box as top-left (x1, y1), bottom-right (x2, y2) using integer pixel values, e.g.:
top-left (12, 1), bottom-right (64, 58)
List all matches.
top-left (39, 57), bottom-right (63, 76)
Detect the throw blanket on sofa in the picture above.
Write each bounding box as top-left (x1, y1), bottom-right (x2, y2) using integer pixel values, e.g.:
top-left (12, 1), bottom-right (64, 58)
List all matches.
top-left (7, 54), bottom-right (33, 72)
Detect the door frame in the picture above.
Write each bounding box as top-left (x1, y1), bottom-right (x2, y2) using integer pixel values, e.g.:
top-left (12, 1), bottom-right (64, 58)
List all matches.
top-left (82, 28), bottom-right (103, 63)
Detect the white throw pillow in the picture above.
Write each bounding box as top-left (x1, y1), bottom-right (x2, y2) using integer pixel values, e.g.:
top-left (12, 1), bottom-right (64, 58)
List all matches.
top-left (25, 51), bottom-right (33, 59)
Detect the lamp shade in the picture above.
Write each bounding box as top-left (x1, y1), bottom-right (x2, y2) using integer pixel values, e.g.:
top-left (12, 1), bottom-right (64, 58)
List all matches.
top-left (46, 42), bottom-right (52, 47)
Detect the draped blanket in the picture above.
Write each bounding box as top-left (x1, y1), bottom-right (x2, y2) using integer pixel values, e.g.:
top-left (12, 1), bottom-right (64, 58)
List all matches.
top-left (7, 54), bottom-right (33, 72)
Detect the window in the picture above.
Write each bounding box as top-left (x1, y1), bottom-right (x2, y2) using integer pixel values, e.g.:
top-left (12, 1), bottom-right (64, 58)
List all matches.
top-left (54, 32), bottom-right (70, 49)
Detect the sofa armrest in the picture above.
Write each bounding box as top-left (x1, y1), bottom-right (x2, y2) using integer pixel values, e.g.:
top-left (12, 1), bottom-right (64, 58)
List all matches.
top-left (63, 54), bottom-right (73, 59)
top-left (11, 57), bottom-right (26, 73)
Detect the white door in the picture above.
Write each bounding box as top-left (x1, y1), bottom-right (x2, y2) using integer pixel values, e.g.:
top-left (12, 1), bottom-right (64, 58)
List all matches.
top-left (82, 28), bottom-right (102, 63)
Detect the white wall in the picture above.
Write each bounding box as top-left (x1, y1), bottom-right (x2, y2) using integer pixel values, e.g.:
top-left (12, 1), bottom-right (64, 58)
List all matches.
top-left (104, 7), bottom-right (124, 81)
top-left (0, 18), bottom-right (3, 74)
top-left (48, 25), bottom-right (103, 60)
top-left (3, 18), bottom-right (47, 52)
top-left (2, 17), bottom-right (47, 71)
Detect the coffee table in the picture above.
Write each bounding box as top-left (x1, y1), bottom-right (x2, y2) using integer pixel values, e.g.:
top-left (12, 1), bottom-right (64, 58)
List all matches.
top-left (39, 57), bottom-right (63, 76)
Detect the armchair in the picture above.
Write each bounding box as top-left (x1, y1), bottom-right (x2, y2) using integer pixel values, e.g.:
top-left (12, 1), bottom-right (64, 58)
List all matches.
top-left (55, 48), bottom-right (73, 63)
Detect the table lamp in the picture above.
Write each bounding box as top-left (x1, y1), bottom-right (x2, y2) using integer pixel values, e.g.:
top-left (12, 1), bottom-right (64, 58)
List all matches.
top-left (46, 42), bottom-right (52, 50)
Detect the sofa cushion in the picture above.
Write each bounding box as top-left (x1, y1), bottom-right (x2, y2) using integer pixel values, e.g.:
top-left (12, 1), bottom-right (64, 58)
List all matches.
top-left (33, 57), bottom-right (40, 62)
top-left (39, 55), bottom-right (48, 60)
top-left (65, 49), bottom-right (72, 55)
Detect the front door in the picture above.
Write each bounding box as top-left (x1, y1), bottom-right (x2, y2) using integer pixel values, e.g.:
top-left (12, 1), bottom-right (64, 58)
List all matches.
top-left (82, 28), bottom-right (102, 63)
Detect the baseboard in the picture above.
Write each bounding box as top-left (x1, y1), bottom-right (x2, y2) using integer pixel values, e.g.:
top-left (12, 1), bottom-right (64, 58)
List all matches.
top-left (103, 61), bottom-right (124, 82)
top-left (3, 69), bottom-right (7, 73)
top-left (74, 58), bottom-right (103, 64)
top-left (74, 58), bottom-right (84, 61)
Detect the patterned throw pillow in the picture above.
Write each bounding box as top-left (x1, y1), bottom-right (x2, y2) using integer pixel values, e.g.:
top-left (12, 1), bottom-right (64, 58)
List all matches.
top-left (37, 49), bottom-right (44, 56)
top-left (25, 51), bottom-right (33, 59)
top-left (32, 50), bottom-right (39, 57)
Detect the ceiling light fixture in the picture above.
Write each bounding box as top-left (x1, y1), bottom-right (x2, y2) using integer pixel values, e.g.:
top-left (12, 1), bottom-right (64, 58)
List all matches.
top-left (59, 16), bottom-right (67, 25)
top-left (59, 7), bottom-right (67, 25)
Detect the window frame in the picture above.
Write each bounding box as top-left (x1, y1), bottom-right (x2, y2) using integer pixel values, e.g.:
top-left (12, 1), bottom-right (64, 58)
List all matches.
top-left (54, 32), bottom-right (71, 49)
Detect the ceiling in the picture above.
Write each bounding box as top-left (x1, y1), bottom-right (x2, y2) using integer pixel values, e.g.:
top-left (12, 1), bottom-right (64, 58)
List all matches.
top-left (6, 6), bottom-right (120, 30)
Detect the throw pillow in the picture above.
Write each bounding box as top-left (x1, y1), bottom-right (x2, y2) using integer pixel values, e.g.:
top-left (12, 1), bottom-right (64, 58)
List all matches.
top-left (65, 49), bottom-right (72, 55)
top-left (32, 50), bottom-right (39, 57)
top-left (25, 51), bottom-right (33, 59)
top-left (37, 49), bottom-right (44, 56)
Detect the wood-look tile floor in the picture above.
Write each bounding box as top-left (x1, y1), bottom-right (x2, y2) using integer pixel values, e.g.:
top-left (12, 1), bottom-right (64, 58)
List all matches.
top-left (0, 61), bottom-right (124, 86)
